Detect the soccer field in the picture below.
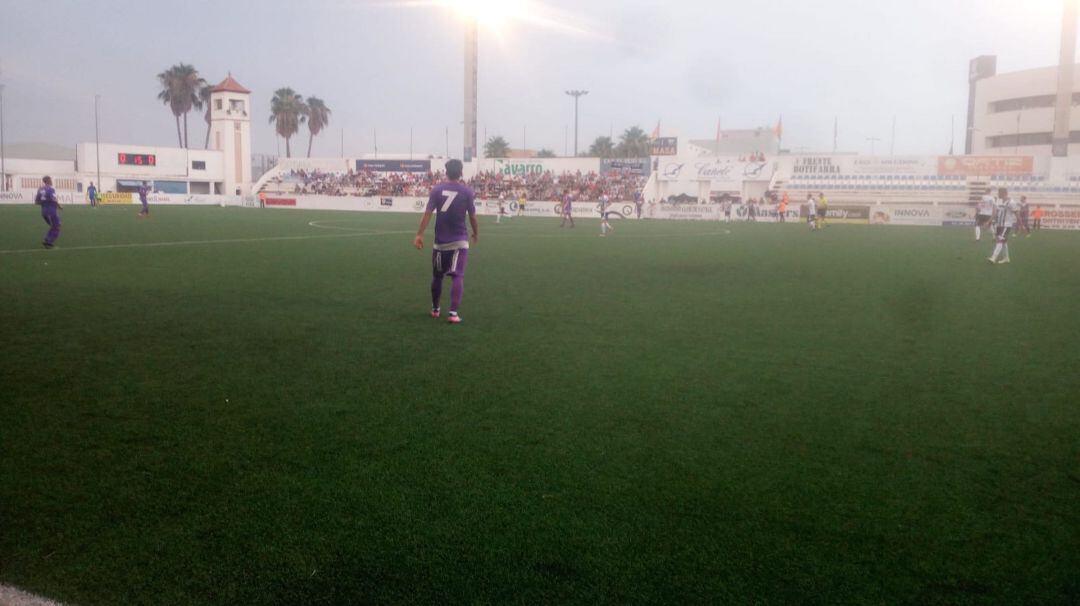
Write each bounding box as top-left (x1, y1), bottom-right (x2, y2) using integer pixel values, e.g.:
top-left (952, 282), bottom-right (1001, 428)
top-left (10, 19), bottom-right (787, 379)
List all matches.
top-left (1, 206), bottom-right (1077, 605)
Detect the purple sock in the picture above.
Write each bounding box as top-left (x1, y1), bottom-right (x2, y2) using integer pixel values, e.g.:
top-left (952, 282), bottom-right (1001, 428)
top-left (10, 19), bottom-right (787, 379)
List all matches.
top-left (450, 274), bottom-right (464, 312)
top-left (431, 274), bottom-right (443, 310)
top-left (43, 213), bottom-right (61, 244)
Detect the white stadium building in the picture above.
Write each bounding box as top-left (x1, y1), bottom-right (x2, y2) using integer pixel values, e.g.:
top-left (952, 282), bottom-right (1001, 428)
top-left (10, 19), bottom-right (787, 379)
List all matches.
top-left (968, 60), bottom-right (1080, 156)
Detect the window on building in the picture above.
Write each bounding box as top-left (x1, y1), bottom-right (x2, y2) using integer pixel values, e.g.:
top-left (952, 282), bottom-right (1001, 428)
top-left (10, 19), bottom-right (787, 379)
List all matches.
top-left (989, 93), bottom-right (1080, 113)
top-left (229, 99), bottom-right (246, 115)
top-left (986, 132), bottom-right (1054, 148)
top-left (154, 181), bottom-right (188, 194)
top-left (192, 160), bottom-right (206, 170)
top-left (215, 99), bottom-right (223, 110)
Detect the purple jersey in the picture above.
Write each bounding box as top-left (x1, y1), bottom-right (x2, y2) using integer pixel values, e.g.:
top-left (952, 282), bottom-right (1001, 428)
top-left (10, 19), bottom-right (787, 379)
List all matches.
top-left (35, 186), bottom-right (59, 209)
top-left (426, 181), bottom-right (476, 249)
top-left (138, 185), bottom-right (149, 202)
top-left (562, 194), bottom-right (573, 213)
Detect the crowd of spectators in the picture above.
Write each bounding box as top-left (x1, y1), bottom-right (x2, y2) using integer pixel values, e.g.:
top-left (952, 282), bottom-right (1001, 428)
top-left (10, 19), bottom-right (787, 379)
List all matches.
top-left (468, 170), bottom-right (646, 202)
top-left (268, 169), bottom-right (442, 197)
top-left (264, 168), bottom-right (648, 201)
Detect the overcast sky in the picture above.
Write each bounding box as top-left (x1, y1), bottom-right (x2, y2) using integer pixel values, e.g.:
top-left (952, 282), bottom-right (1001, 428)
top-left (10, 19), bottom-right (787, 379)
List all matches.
top-left (1, 0), bottom-right (1076, 158)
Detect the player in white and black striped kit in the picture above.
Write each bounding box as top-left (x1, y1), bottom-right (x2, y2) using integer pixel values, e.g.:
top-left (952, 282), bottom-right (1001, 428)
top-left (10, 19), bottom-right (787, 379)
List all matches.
top-left (975, 191), bottom-right (994, 241)
top-left (988, 188), bottom-right (1020, 264)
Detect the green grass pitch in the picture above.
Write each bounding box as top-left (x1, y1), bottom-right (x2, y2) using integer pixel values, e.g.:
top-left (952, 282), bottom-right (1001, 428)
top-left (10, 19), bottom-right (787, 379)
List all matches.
top-left (1, 205), bottom-right (1078, 605)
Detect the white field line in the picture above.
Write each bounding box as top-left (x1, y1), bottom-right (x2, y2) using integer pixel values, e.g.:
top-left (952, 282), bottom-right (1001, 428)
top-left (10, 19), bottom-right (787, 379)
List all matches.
top-left (0, 584), bottom-right (66, 606)
top-left (0, 226), bottom-right (412, 255)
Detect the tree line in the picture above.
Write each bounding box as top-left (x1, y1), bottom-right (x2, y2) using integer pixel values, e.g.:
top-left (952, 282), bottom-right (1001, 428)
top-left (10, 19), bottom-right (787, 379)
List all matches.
top-left (156, 63), bottom-right (330, 157)
top-left (160, 63), bottom-right (652, 160)
top-left (482, 126), bottom-right (651, 159)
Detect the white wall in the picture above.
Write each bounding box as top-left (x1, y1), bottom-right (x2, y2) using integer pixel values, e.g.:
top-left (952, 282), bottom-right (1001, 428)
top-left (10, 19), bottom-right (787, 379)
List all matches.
top-left (75, 143), bottom-right (225, 191)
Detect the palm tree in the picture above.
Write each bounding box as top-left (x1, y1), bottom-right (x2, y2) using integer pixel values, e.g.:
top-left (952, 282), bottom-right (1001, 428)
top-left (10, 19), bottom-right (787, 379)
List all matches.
top-left (156, 63), bottom-right (205, 148)
top-left (615, 126), bottom-right (651, 158)
top-left (588, 136), bottom-right (615, 158)
top-left (269, 88), bottom-right (308, 158)
top-left (484, 136), bottom-right (510, 158)
top-left (305, 97), bottom-right (331, 158)
top-left (537, 149), bottom-right (556, 158)
top-left (198, 84), bottom-right (213, 149)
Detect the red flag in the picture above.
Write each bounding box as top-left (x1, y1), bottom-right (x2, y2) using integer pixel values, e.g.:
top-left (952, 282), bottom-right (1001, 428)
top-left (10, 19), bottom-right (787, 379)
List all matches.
top-left (774, 116), bottom-right (783, 139)
top-left (716, 117), bottom-right (723, 144)
top-left (651, 120), bottom-right (661, 139)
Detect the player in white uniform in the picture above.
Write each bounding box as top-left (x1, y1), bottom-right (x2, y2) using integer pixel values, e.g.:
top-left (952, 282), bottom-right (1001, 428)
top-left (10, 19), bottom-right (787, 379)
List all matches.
top-left (496, 195), bottom-right (507, 224)
top-left (599, 194), bottom-right (614, 236)
top-left (806, 193), bottom-right (818, 230)
top-left (975, 192), bottom-right (995, 241)
top-left (988, 188), bottom-right (1020, 264)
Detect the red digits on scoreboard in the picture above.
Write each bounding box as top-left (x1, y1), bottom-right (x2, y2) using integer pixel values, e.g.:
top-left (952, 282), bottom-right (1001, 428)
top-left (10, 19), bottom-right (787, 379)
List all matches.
top-left (119, 153), bottom-right (127, 164)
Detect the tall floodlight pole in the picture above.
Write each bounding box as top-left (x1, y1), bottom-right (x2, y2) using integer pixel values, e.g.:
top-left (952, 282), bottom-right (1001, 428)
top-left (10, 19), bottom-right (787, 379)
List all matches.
top-left (94, 95), bottom-right (102, 190)
top-left (1051, 0), bottom-right (1078, 156)
top-left (565, 90), bottom-right (588, 156)
top-left (0, 82), bottom-right (6, 193)
top-left (890, 116), bottom-right (897, 155)
top-left (464, 18), bottom-right (478, 162)
top-left (866, 137), bottom-right (881, 155)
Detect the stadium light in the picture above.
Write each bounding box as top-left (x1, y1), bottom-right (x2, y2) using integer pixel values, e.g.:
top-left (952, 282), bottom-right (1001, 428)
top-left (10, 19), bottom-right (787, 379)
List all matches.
top-left (0, 82), bottom-right (6, 193)
top-left (95, 95), bottom-right (101, 192)
top-left (566, 90), bottom-right (588, 156)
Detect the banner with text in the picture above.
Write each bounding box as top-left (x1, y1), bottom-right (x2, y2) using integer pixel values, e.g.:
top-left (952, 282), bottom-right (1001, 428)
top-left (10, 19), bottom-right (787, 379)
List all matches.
top-left (937, 156), bottom-right (1033, 177)
top-left (355, 159), bottom-right (431, 173)
top-left (1040, 207), bottom-right (1080, 230)
top-left (656, 158), bottom-right (772, 189)
top-left (869, 205), bottom-right (942, 226)
top-left (821, 205), bottom-right (870, 224)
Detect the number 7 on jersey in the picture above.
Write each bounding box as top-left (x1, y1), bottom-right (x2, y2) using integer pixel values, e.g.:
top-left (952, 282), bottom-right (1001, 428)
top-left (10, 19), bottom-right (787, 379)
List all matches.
top-left (441, 191), bottom-right (458, 212)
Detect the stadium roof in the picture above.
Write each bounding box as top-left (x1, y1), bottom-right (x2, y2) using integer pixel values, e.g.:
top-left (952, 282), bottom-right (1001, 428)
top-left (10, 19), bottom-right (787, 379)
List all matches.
top-left (212, 74), bottom-right (251, 94)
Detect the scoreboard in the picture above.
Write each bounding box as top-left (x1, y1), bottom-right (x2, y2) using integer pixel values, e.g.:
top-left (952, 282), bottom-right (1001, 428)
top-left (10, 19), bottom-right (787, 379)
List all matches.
top-left (118, 153), bottom-right (156, 166)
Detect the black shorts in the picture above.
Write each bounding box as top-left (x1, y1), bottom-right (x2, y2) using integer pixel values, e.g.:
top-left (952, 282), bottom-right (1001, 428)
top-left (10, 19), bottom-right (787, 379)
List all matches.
top-left (995, 226), bottom-right (1011, 240)
top-left (977, 214), bottom-right (992, 226)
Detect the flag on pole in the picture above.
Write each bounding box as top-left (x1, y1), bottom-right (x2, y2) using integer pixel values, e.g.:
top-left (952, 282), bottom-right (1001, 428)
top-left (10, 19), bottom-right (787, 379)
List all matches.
top-left (651, 120), bottom-right (661, 139)
top-left (773, 116), bottom-right (783, 139)
top-left (715, 116), bottom-right (723, 146)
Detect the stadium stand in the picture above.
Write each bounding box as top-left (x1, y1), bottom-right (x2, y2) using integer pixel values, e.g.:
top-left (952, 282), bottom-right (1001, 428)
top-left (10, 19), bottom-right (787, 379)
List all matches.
top-left (259, 168), bottom-right (648, 202)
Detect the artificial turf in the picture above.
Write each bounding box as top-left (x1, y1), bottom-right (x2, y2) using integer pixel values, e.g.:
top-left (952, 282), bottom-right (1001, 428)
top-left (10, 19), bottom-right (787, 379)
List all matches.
top-left (0, 205), bottom-right (1077, 605)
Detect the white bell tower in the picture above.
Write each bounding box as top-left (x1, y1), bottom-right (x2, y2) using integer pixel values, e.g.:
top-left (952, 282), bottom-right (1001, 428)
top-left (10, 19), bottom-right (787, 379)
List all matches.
top-left (209, 73), bottom-right (252, 195)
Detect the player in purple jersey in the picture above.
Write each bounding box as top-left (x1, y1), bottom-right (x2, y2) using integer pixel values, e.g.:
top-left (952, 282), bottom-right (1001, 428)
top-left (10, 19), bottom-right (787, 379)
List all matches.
top-left (559, 191), bottom-right (575, 228)
top-left (413, 159), bottom-right (478, 324)
top-left (137, 182), bottom-right (150, 216)
top-left (35, 176), bottom-right (63, 248)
